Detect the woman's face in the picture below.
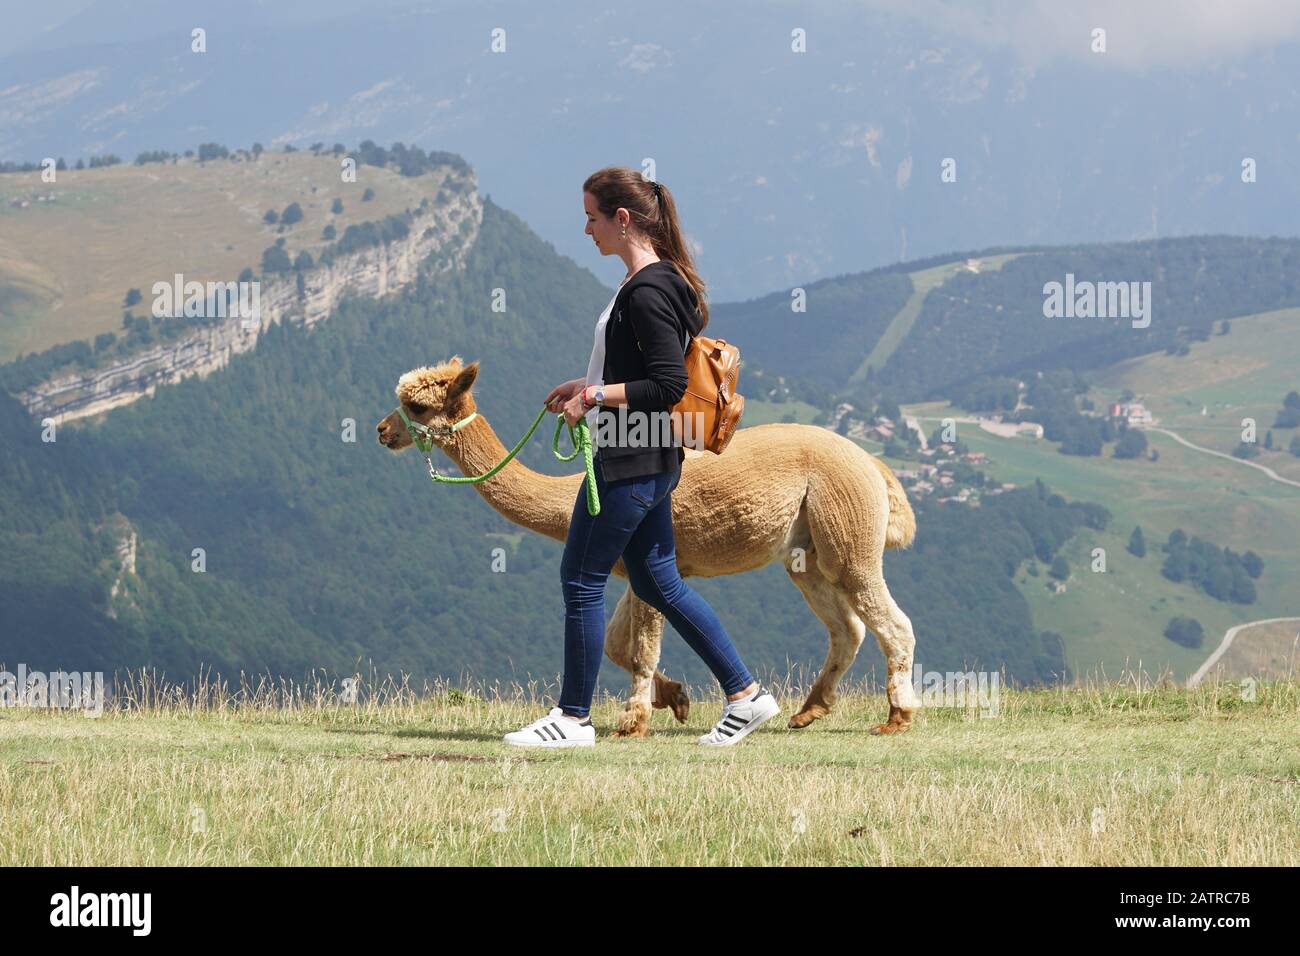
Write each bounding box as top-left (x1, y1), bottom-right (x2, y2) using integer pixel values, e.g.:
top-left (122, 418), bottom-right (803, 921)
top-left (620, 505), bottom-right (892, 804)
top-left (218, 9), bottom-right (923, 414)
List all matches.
top-left (583, 191), bottom-right (621, 256)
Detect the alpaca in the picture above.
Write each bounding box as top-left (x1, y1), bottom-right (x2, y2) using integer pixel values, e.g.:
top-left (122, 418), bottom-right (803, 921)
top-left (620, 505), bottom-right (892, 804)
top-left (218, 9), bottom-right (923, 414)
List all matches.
top-left (376, 356), bottom-right (922, 736)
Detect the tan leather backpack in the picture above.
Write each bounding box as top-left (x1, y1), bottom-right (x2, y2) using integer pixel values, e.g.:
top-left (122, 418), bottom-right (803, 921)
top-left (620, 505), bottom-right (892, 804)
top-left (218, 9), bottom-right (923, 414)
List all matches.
top-left (651, 328), bottom-right (743, 454)
top-left (627, 275), bottom-right (745, 454)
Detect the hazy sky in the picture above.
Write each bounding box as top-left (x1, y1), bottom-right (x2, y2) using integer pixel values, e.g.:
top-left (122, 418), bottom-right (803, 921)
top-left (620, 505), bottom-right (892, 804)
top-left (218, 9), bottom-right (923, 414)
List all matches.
top-left (857, 0), bottom-right (1300, 67)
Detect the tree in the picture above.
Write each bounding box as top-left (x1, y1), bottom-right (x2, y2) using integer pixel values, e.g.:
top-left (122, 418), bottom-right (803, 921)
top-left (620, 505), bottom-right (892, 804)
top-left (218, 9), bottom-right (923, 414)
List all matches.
top-left (322, 224), bottom-right (336, 240)
top-left (1290, 435), bottom-right (1300, 457)
top-left (1241, 551), bottom-right (1264, 579)
top-left (238, 267), bottom-right (254, 283)
top-left (1127, 526), bottom-right (1146, 558)
top-left (1113, 428), bottom-right (1148, 459)
top-left (331, 198), bottom-right (344, 214)
top-left (1049, 556), bottom-right (1069, 581)
top-left (294, 250), bottom-right (314, 271)
top-left (1264, 430), bottom-right (1274, 450)
top-left (123, 288), bottom-right (142, 308)
top-left (1285, 391), bottom-right (1300, 410)
top-left (1163, 616), bottom-right (1204, 649)
top-left (261, 245), bottom-right (292, 274)
top-left (281, 202), bottom-right (303, 225)
top-left (361, 187), bottom-right (375, 202)
top-left (263, 209), bottom-right (279, 225)
top-left (197, 143), bottom-right (229, 162)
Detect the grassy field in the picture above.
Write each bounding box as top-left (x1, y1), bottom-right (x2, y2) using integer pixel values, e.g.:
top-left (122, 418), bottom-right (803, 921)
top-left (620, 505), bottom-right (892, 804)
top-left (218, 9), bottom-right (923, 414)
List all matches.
top-left (1216, 619), bottom-right (1300, 682)
top-left (1090, 307), bottom-right (1300, 481)
top-left (2, 676), bottom-right (1296, 866)
top-left (0, 152), bottom-right (445, 361)
top-left (919, 420), bottom-right (1299, 681)
top-left (737, 396), bottom-right (823, 427)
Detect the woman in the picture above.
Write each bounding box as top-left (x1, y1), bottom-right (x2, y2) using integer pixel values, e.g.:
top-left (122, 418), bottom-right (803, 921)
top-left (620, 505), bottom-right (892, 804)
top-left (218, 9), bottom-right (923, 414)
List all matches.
top-left (504, 167), bottom-right (780, 749)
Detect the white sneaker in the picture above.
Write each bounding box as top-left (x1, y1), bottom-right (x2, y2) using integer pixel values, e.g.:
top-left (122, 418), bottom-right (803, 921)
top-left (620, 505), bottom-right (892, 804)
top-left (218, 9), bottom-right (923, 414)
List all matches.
top-left (504, 707), bottom-right (596, 749)
top-left (699, 686), bottom-right (780, 746)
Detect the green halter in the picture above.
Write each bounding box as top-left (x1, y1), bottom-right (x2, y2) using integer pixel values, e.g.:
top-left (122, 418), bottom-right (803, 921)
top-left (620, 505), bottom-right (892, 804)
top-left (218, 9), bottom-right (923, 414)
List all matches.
top-left (395, 402), bottom-right (600, 515)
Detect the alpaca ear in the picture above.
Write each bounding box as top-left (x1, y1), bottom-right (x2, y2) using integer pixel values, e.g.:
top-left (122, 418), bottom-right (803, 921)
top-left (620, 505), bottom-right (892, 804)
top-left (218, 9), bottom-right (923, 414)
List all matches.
top-left (446, 361), bottom-right (479, 402)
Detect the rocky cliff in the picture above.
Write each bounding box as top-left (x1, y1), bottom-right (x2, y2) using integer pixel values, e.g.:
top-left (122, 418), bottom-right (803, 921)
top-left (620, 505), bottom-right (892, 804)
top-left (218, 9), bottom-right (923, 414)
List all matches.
top-left (18, 178), bottom-right (483, 424)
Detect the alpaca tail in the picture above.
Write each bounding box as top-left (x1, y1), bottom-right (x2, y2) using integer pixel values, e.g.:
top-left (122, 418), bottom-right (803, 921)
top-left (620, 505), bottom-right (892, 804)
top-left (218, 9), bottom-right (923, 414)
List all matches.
top-left (870, 456), bottom-right (916, 550)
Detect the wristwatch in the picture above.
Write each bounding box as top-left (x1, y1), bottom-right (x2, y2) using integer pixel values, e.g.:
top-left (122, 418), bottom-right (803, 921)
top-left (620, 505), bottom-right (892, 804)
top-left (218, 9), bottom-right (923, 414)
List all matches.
top-left (583, 385), bottom-right (605, 409)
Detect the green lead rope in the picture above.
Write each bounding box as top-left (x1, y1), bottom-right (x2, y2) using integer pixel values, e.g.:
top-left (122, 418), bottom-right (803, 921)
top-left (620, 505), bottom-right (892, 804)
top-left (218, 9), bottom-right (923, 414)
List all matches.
top-left (397, 403), bottom-right (600, 515)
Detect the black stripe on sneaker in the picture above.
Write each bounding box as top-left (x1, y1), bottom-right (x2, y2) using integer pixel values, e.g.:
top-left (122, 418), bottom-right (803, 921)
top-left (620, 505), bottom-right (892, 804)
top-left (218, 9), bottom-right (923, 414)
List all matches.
top-left (719, 725), bottom-right (736, 736)
top-left (724, 715), bottom-right (748, 728)
top-left (534, 728), bottom-right (548, 740)
top-left (551, 722), bottom-right (566, 740)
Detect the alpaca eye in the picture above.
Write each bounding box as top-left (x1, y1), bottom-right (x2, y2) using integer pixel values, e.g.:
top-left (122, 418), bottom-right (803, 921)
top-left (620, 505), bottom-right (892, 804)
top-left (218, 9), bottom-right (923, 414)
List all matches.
top-left (407, 402), bottom-right (428, 415)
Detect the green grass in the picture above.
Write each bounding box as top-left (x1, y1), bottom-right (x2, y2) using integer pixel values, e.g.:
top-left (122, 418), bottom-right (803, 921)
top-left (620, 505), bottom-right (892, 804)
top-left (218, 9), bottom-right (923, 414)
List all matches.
top-left (738, 397), bottom-right (822, 427)
top-left (903, 399), bottom-right (1300, 682)
top-left (0, 153), bottom-right (445, 362)
top-left (1089, 307), bottom-right (1300, 481)
top-left (3, 676), bottom-right (1297, 865)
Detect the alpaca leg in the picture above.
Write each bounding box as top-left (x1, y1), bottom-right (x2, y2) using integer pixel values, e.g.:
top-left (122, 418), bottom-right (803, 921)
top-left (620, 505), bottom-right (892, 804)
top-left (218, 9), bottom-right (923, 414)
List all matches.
top-left (604, 589), bottom-right (684, 737)
top-left (851, 583), bottom-right (920, 735)
top-left (784, 562), bottom-right (866, 729)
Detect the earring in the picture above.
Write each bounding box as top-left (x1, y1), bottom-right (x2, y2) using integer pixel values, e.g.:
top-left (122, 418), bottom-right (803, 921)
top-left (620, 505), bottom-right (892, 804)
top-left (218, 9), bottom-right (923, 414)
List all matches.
top-left (620, 228), bottom-right (626, 238)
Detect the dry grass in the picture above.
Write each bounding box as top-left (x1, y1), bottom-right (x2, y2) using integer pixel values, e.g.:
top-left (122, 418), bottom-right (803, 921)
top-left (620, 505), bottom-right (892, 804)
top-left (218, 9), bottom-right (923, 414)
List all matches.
top-left (1, 669), bottom-right (1296, 866)
top-left (0, 152), bottom-right (442, 361)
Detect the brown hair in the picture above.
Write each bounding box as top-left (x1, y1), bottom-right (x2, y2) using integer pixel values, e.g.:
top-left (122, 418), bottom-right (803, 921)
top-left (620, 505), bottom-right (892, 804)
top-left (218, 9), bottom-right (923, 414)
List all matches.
top-left (582, 166), bottom-right (709, 329)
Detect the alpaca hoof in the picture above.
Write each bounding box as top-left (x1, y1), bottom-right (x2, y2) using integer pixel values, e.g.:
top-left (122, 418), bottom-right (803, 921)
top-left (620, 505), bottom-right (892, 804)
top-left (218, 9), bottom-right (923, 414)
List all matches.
top-left (610, 723), bottom-right (653, 739)
top-left (788, 706), bottom-right (827, 729)
top-left (615, 700), bottom-right (653, 738)
top-left (869, 706), bottom-right (914, 736)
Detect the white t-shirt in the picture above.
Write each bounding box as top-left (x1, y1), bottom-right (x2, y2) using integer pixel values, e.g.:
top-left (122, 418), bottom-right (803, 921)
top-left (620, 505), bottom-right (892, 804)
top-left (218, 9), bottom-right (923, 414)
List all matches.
top-left (583, 276), bottom-right (629, 431)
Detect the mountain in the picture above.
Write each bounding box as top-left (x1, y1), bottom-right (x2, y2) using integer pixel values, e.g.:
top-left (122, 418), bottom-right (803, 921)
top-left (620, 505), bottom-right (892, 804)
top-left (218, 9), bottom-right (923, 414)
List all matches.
top-left (0, 187), bottom-right (1085, 689)
top-left (713, 237), bottom-right (1300, 408)
top-left (3, 0), bottom-right (1299, 300)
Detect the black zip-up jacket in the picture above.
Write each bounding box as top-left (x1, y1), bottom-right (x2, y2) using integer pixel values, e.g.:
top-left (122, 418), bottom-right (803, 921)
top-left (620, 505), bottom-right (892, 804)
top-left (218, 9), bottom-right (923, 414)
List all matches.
top-left (594, 260), bottom-right (705, 482)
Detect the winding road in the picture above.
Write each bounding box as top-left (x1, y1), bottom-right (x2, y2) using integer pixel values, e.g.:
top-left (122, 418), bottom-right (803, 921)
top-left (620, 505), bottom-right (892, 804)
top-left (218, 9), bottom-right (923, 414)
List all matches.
top-left (1143, 426), bottom-right (1300, 490)
top-left (1187, 617), bottom-right (1300, 687)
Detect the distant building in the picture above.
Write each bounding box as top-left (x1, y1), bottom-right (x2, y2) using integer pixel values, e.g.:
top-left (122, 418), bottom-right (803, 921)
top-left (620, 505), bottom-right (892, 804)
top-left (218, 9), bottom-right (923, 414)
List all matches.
top-left (1108, 401), bottom-right (1153, 426)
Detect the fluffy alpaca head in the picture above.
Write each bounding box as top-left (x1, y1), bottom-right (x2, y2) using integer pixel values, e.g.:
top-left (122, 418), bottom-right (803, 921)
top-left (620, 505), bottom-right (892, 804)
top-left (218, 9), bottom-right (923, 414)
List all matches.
top-left (376, 356), bottom-right (480, 451)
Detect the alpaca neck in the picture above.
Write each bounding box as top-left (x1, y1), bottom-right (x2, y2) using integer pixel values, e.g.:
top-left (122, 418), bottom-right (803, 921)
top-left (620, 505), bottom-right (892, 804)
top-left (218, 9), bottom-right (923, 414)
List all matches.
top-left (438, 413), bottom-right (578, 541)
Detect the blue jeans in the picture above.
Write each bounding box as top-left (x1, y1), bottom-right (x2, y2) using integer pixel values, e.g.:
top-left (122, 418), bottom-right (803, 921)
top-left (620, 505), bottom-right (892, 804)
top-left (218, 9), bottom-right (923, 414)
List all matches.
top-left (558, 456), bottom-right (754, 718)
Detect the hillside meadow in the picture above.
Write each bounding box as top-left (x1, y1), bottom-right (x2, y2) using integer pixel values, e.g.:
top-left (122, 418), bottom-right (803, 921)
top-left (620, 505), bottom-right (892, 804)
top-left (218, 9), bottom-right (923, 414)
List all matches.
top-left (0, 150), bottom-right (442, 361)
top-left (1, 675), bottom-right (1296, 866)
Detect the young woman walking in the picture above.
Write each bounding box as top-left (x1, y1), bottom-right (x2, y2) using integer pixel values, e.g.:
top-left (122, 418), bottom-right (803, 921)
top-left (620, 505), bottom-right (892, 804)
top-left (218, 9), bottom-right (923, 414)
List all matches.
top-left (504, 167), bottom-right (779, 748)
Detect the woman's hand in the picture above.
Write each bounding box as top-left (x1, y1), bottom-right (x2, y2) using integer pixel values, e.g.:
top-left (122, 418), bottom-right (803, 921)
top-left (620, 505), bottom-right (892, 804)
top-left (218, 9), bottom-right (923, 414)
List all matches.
top-left (545, 378), bottom-right (585, 413)
top-left (561, 388), bottom-right (588, 428)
